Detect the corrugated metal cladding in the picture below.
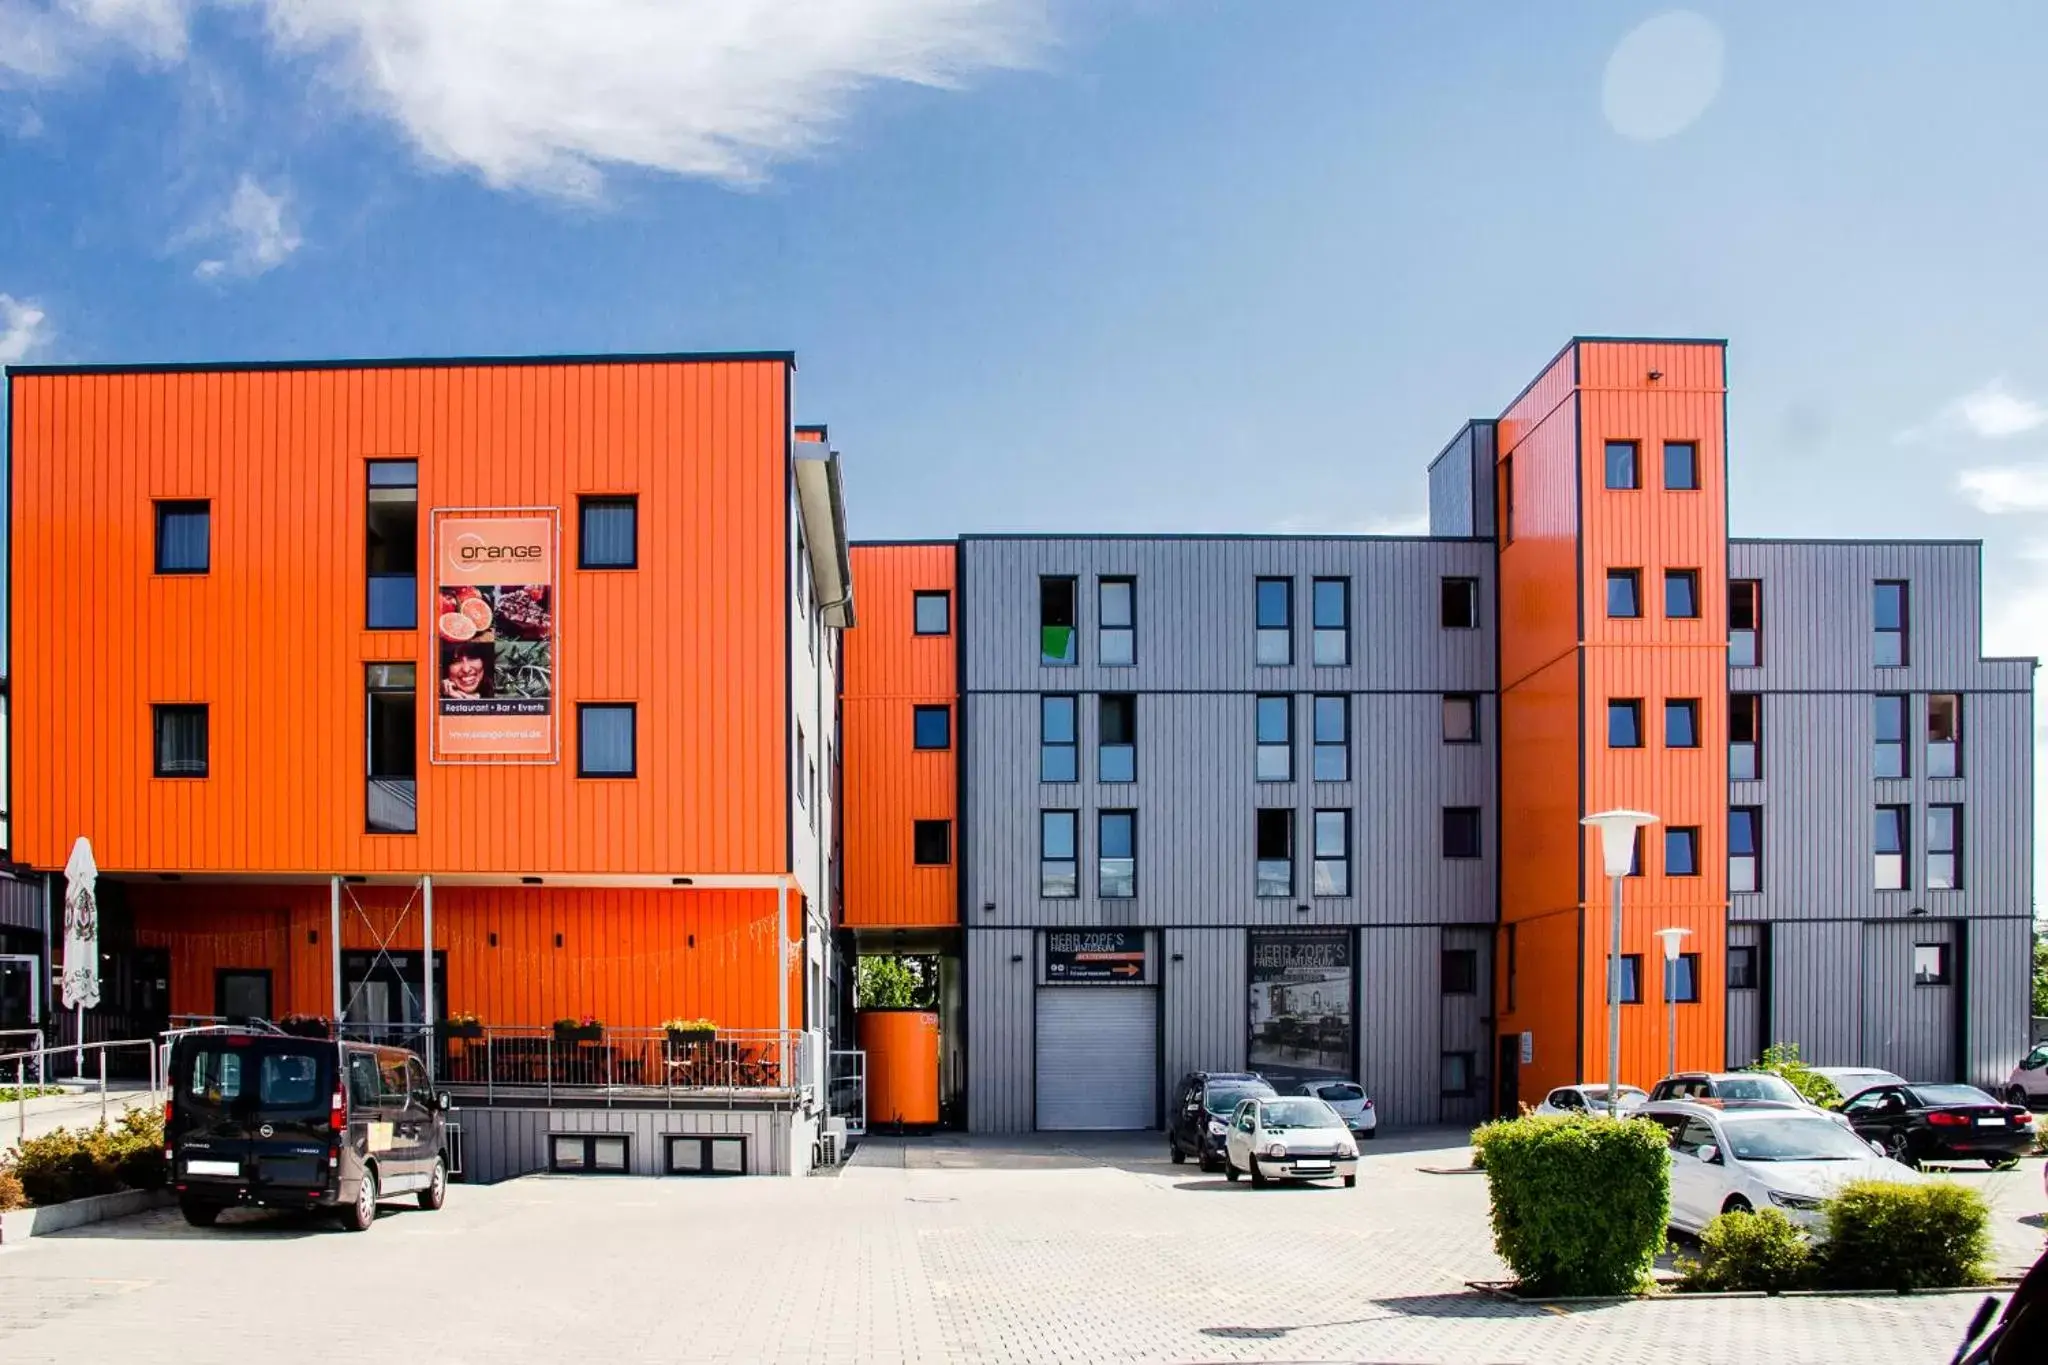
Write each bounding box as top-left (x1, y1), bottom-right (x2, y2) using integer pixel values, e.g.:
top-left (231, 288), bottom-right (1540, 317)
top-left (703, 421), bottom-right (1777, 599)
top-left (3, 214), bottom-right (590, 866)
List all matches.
top-left (1964, 919), bottom-right (2032, 1086)
top-left (9, 358), bottom-right (794, 877)
top-left (1859, 920), bottom-right (1957, 1082)
top-left (0, 876), bottom-right (42, 932)
top-left (455, 1104), bottom-right (811, 1181)
top-left (965, 928), bottom-right (1035, 1133)
top-left (1725, 923), bottom-right (1764, 1069)
top-left (1161, 928), bottom-right (1247, 1115)
top-left (1426, 421), bottom-right (1496, 539)
top-left (1439, 926), bottom-right (1493, 1127)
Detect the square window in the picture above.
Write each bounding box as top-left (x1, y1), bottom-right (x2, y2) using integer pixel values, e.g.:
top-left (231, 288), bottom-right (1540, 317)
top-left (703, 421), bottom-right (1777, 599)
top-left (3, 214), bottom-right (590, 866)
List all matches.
top-left (913, 705), bottom-right (951, 750)
top-left (1040, 577), bottom-right (1078, 665)
top-left (1663, 442), bottom-right (1699, 490)
top-left (1441, 949), bottom-right (1478, 996)
top-left (1255, 577), bottom-right (1293, 665)
top-left (913, 591), bottom-right (951, 635)
top-left (1665, 699), bottom-right (1699, 748)
top-left (1441, 1051), bottom-right (1476, 1098)
top-left (1664, 570), bottom-right (1699, 619)
top-left (1727, 945), bottom-right (1757, 990)
top-left (1442, 694), bottom-right (1479, 743)
top-left (1604, 441), bottom-right (1639, 490)
top-left (1443, 807), bottom-right (1481, 859)
top-left (155, 500), bottom-right (211, 574)
top-left (579, 704), bottom-right (637, 777)
top-left (914, 820), bottom-right (951, 866)
top-left (1913, 943), bottom-right (1950, 986)
top-left (1666, 953), bottom-right (1701, 1003)
top-left (579, 496), bottom-right (637, 569)
top-left (1606, 570), bottom-right (1641, 619)
top-left (1665, 827), bottom-right (1699, 876)
top-left (1608, 699), bottom-right (1643, 748)
top-left (153, 704), bottom-right (209, 777)
top-left (1441, 577), bottom-right (1479, 629)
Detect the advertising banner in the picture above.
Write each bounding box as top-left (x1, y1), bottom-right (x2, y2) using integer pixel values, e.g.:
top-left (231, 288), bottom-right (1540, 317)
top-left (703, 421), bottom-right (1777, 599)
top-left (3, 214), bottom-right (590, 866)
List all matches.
top-left (1247, 928), bottom-right (1353, 1086)
top-left (431, 509), bottom-right (558, 762)
top-left (1044, 929), bottom-right (1148, 984)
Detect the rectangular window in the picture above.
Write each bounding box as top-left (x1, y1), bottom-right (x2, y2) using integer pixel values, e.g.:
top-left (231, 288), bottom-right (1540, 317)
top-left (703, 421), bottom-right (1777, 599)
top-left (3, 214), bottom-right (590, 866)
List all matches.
top-left (1730, 692), bottom-right (1761, 781)
top-left (1440, 577), bottom-right (1479, 629)
top-left (1040, 811), bottom-right (1078, 898)
top-left (1927, 805), bottom-right (1961, 890)
top-left (1040, 576), bottom-right (1078, 665)
top-left (1928, 694), bottom-right (1960, 778)
top-left (1255, 809), bottom-right (1294, 897)
top-left (1730, 807), bottom-right (1761, 892)
top-left (1311, 577), bottom-right (1350, 666)
top-left (913, 590), bottom-right (951, 636)
top-left (1913, 943), bottom-right (1950, 986)
top-left (1312, 695), bottom-right (1348, 782)
top-left (1099, 694), bottom-right (1136, 783)
top-left (1608, 699), bottom-right (1643, 748)
top-left (153, 704), bottom-right (209, 778)
top-left (1098, 577), bottom-right (1135, 666)
top-left (1875, 805), bottom-right (1908, 890)
top-left (1729, 580), bottom-right (1761, 666)
top-left (1441, 1051), bottom-right (1476, 1098)
top-left (1665, 699), bottom-right (1699, 749)
top-left (1665, 826), bottom-right (1699, 877)
top-left (578, 495), bottom-right (637, 569)
top-left (1040, 695), bottom-right (1078, 783)
top-left (550, 1134), bottom-right (629, 1173)
top-left (1627, 827), bottom-right (1644, 878)
top-left (1664, 570), bottom-right (1699, 620)
top-left (1441, 948), bottom-right (1478, 996)
top-left (366, 663), bottom-right (417, 834)
top-left (1875, 694), bottom-right (1908, 778)
top-left (1612, 954), bottom-right (1643, 1005)
top-left (913, 705), bottom-right (951, 751)
top-left (1255, 577), bottom-right (1292, 665)
top-left (1312, 809), bottom-right (1349, 896)
top-left (1875, 580), bottom-right (1908, 667)
top-left (1604, 440), bottom-right (1640, 490)
top-left (1442, 693), bottom-right (1479, 743)
top-left (1663, 441), bottom-right (1699, 491)
top-left (1666, 953), bottom-right (1701, 1003)
top-left (1255, 695), bottom-right (1293, 782)
top-left (913, 820), bottom-right (951, 867)
top-left (366, 462), bottom-right (418, 629)
top-left (154, 499), bottom-right (211, 574)
top-left (579, 704), bottom-right (636, 778)
top-left (1727, 945), bottom-right (1757, 991)
top-left (1443, 806), bottom-right (1481, 860)
top-left (1606, 569), bottom-right (1641, 619)
top-left (1099, 811), bottom-right (1136, 898)
top-left (1502, 455), bottom-right (1516, 544)
top-left (796, 726), bottom-right (808, 810)
top-left (1505, 924), bottom-right (1518, 1011)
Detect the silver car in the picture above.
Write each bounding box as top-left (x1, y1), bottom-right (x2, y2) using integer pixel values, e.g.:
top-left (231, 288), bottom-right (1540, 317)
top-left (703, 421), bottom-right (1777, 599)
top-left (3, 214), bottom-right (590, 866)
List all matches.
top-left (1294, 1079), bottom-right (1376, 1138)
top-left (1533, 1083), bottom-right (1650, 1117)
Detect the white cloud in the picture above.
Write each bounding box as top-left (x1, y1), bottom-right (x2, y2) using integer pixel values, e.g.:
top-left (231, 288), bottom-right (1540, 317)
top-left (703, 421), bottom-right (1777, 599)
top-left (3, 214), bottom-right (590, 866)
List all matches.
top-left (1957, 465), bottom-right (2048, 515)
top-left (0, 0), bottom-right (189, 81)
top-left (1602, 10), bottom-right (1725, 142)
top-left (0, 293), bottom-right (49, 361)
top-left (187, 174), bottom-right (301, 279)
top-left (1952, 380), bottom-right (2048, 439)
top-left (1272, 511), bottom-right (1431, 537)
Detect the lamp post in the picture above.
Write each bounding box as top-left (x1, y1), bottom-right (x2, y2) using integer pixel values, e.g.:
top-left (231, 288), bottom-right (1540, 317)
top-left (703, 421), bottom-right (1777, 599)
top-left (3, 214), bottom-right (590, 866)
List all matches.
top-left (1581, 810), bottom-right (1659, 1111)
top-left (1654, 927), bottom-right (1693, 1080)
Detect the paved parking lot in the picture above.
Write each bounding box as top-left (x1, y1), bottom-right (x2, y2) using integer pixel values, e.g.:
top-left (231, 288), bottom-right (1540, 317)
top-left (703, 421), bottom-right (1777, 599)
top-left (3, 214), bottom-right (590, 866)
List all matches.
top-left (0, 1130), bottom-right (2039, 1364)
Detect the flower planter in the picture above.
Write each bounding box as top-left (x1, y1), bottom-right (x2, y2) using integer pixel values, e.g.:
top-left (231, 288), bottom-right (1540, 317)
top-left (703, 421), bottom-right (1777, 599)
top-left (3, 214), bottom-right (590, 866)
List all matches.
top-left (553, 1026), bottom-right (603, 1044)
top-left (439, 1022), bottom-right (485, 1040)
top-left (666, 1028), bottom-right (715, 1046)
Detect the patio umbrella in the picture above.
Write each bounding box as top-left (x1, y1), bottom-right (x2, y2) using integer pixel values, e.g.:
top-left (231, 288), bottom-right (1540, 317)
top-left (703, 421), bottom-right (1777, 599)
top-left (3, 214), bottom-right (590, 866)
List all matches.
top-left (62, 836), bottom-right (100, 1071)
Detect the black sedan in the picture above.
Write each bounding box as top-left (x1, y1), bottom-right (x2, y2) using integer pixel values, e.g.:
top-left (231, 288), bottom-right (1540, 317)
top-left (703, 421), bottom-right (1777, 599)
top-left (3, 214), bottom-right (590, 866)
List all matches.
top-left (1838, 1083), bottom-right (2035, 1169)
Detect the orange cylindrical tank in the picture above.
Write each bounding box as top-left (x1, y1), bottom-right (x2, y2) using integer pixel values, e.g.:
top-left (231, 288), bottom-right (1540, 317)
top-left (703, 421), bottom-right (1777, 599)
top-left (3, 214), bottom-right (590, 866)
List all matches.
top-left (858, 1009), bottom-right (940, 1127)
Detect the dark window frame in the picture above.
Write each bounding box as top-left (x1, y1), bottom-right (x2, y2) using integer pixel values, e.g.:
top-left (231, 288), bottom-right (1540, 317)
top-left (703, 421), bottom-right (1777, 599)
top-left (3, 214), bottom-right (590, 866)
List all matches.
top-left (1875, 804), bottom-right (1909, 890)
top-left (1606, 569), bottom-right (1642, 619)
top-left (1441, 1050), bottom-right (1477, 1098)
top-left (913, 705), bottom-right (951, 751)
top-left (1912, 943), bottom-right (1951, 987)
top-left (1255, 808), bottom-right (1295, 897)
top-left (1927, 804), bottom-right (1962, 890)
top-left (1666, 952), bottom-right (1701, 1004)
top-left (577, 702), bottom-right (638, 779)
top-left (1875, 693), bottom-right (1909, 779)
top-left (1665, 699), bottom-right (1700, 749)
top-left (1730, 806), bottom-right (1762, 892)
top-left (913, 590), bottom-right (951, 636)
top-left (1098, 693), bottom-right (1137, 784)
top-left (153, 703), bottom-right (210, 778)
top-left (1665, 826), bottom-right (1700, 877)
top-left (1098, 575), bottom-right (1136, 667)
top-left (1040, 810), bottom-right (1079, 899)
top-left (1502, 454), bottom-right (1516, 545)
top-left (1663, 441), bottom-right (1700, 491)
top-left (154, 499), bottom-right (212, 575)
top-left (1875, 580), bottom-right (1909, 667)
top-left (1928, 693), bottom-right (1962, 778)
top-left (1608, 698), bottom-right (1644, 749)
top-left (1442, 693), bottom-right (1480, 744)
top-left (1727, 945), bottom-right (1757, 990)
top-left (549, 1133), bottom-right (631, 1174)
top-left (1040, 694), bottom-right (1079, 783)
top-left (577, 494), bottom-right (639, 570)
top-left (1311, 577), bottom-right (1351, 666)
top-left (1604, 440), bottom-right (1640, 491)
top-left (1098, 809), bottom-right (1136, 899)
top-left (365, 663), bottom-right (418, 835)
top-left (913, 819), bottom-right (952, 867)
top-left (1730, 691), bottom-right (1761, 781)
top-left (365, 461), bottom-right (419, 630)
top-left (1040, 575), bottom-right (1079, 666)
top-left (1613, 953), bottom-right (1644, 1005)
top-left (1311, 694), bottom-right (1349, 782)
top-left (1441, 577), bottom-right (1480, 629)
top-left (1255, 694), bottom-right (1293, 783)
top-left (1311, 808), bottom-right (1349, 897)
top-left (1255, 576), bottom-right (1293, 665)
top-left (1443, 806), bottom-right (1482, 860)
top-left (1441, 948), bottom-right (1479, 996)
top-left (1664, 569), bottom-right (1700, 620)
top-left (1729, 579), bottom-right (1762, 666)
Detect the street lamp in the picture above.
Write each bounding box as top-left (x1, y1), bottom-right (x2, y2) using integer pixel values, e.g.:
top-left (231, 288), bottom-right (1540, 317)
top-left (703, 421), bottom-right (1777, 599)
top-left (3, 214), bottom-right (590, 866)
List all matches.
top-left (1581, 809), bottom-right (1659, 1112)
top-left (1654, 927), bottom-right (1693, 1080)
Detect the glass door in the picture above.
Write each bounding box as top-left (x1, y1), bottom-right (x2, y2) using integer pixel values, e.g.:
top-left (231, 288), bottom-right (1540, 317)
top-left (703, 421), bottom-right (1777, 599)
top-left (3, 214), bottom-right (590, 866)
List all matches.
top-left (0, 954), bottom-right (40, 1031)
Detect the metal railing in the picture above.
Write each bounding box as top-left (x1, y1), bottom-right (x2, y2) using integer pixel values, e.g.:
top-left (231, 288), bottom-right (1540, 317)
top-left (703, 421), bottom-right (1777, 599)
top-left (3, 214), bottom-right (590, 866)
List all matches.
top-left (436, 1026), bottom-right (800, 1105)
top-left (0, 1029), bottom-right (44, 1083)
top-left (828, 1049), bottom-right (867, 1137)
top-left (3, 1036), bottom-right (164, 1148)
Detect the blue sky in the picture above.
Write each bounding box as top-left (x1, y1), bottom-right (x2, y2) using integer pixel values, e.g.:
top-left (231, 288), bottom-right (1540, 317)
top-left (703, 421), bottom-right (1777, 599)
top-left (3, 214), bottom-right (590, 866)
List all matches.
top-left (4, 2), bottom-right (2046, 887)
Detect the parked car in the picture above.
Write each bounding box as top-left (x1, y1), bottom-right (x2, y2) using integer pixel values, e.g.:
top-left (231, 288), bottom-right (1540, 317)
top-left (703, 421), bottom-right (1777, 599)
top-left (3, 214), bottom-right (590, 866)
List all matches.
top-left (1169, 1071), bottom-right (1276, 1172)
top-left (2003, 1043), bottom-right (2048, 1110)
top-left (1808, 1066), bottom-right (1906, 1097)
top-left (1532, 1082), bottom-right (1650, 1116)
top-left (1223, 1095), bottom-right (1359, 1188)
top-left (1638, 1099), bottom-right (1924, 1234)
top-left (1647, 1070), bottom-right (1854, 1128)
top-left (167, 1028), bottom-right (452, 1231)
top-left (1294, 1079), bottom-right (1376, 1139)
top-left (1837, 1082), bottom-right (2035, 1169)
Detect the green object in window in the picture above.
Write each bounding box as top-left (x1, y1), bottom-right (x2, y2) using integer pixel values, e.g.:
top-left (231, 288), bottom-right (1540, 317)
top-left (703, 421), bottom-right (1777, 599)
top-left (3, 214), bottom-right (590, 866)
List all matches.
top-left (1041, 625), bottom-right (1074, 662)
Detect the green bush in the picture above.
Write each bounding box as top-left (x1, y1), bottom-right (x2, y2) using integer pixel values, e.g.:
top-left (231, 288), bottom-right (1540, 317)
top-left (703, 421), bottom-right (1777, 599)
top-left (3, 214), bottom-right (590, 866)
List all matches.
top-left (9, 1107), bottom-right (167, 1207)
top-left (1747, 1042), bottom-right (1842, 1108)
top-left (1818, 1180), bottom-right (1991, 1291)
top-left (1678, 1208), bottom-right (1815, 1292)
top-left (1470, 1113), bottom-right (1671, 1297)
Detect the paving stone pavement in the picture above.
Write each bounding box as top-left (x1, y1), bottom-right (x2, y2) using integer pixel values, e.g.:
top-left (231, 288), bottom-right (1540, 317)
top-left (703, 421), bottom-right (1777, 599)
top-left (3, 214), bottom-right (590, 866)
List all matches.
top-left (0, 1131), bottom-right (2037, 1363)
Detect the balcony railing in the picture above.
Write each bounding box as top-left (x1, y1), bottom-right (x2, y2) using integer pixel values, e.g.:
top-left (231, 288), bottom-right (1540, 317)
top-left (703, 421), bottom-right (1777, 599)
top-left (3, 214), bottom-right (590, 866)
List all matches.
top-left (434, 1026), bottom-right (801, 1104)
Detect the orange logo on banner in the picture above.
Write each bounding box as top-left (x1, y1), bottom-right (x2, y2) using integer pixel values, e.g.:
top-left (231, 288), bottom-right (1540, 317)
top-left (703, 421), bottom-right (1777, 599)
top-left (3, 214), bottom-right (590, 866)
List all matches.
top-left (432, 510), bottom-right (558, 761)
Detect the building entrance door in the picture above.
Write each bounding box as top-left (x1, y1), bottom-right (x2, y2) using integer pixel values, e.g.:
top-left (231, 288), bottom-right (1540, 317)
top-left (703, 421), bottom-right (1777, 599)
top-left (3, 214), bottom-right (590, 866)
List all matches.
top-left (0, 954), bottom-right (40, 1030)
top-left (1496, 1034), bottom-right (1520, 1119)
top-left (341, 951), bottom-right (446, 1045)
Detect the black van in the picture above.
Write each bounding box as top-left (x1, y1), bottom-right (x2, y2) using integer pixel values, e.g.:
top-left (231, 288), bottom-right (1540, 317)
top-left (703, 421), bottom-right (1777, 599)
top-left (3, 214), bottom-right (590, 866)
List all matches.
top-left (166, 1029), bottom-right (452, 1232)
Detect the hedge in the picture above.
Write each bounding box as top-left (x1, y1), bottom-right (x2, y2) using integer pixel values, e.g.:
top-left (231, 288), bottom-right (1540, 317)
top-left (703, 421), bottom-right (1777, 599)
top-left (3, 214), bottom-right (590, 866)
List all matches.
top-left (8, 1107), bottom-right (167, 1208)
top-left (1818, 1180), bottom-right (1990, 1291)
top-left (1470, 1113), bottom-right (1671, 1296)
top-left (1678, 1208), bottom-right (1814, 1292)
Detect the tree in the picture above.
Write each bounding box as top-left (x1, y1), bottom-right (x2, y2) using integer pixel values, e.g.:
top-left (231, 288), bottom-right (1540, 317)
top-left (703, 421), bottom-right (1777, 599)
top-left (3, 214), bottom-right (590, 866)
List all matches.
top-left (1750, 1041), bottom-right (1841, 1108)
top-left (2033, 934), bottom-right (2048, 1019)
top-left (856, 955), bottom-right (938, 1010)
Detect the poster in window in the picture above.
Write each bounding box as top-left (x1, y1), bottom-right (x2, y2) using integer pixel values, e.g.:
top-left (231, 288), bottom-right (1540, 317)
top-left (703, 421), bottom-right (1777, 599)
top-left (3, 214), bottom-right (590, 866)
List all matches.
top-left (431, 509), bottom-right (558, 762)
top-left (1247, 928), bottom-right (1353, 1086)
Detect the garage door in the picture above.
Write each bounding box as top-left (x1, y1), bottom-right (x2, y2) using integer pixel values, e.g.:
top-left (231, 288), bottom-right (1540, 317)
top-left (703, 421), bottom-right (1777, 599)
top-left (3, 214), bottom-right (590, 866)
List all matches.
top-left (1035, 988), bottom-right (1158, 1131)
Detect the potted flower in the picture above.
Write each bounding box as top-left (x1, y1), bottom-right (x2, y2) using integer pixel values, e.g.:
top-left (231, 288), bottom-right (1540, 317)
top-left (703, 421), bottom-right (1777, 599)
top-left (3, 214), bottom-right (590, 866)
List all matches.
top-left (278, 1013), bottom-right (330, 1039)
top-left (440, 1012), bottom-right (485, 1041)
top-left (663, 1017), bottom-right (717, 1045)
top-left (553, 1016), bottom-right (603, 1044)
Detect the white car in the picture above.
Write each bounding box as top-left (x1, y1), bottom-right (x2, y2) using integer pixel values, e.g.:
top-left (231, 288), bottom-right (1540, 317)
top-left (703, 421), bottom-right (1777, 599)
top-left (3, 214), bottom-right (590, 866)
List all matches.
top-left (2002, 1043), bottom-right (2048, 1110)
top-left (1810, 1066), bottom-right (1906, 1098)
top-left (1640, 1100), bottom-right (1927, 1235)
top-left (1533, 1083), bottom-right (1650, 1116)
top-left (1295, 1080), bottom-right (1377, 1139)
top-left (1223, 1095), bottom-right (1360, 1188)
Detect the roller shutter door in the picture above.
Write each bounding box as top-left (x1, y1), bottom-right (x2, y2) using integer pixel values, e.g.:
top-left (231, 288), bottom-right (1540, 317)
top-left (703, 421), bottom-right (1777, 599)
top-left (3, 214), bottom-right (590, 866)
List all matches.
top-left (1035, 988), bottom-right (1157, 1131)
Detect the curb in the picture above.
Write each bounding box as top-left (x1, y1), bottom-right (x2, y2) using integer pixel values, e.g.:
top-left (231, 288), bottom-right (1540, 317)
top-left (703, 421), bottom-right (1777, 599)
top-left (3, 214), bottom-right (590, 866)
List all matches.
top-left (0, 1188), bottom-right (174, 1243)
top-left (1467, 1278), bottom-right (2018, 1305)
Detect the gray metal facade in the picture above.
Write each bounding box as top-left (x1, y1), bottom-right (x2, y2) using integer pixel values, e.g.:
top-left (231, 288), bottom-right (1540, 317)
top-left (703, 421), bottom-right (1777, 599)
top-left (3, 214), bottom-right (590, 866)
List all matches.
top-left (1725, 540), bottom-right (2037, 1086)
top-left (959, 536), bottom-right (1499, 1132)
top-left (454, 1103), bottom-right (814, 1182)
top-left (1426, 421), bottom-right (1497, 539)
